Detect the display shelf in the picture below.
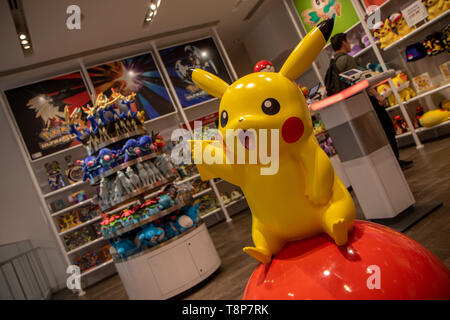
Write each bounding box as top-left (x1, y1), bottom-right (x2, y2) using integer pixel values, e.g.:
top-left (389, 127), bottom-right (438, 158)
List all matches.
top-left (352, 44), bottom-right (374, 59)
top-left (386, 83), bottom-right (450, 111)
top-left (88, 129), bottom-right (147, 155)
top-left (89, 153), bottom-right (160, 185)
top-left (101, 177), bottom-right (175, 212)
top-left (224, 197), bottom-right (246, 208)
top-left (43, 180), bottom-right (88, 199)
top-left (416, 119), bottom-right (450, 133)
top-left (383, 10), bottom-right (450, 51)
top-left (80, 259), bottom-right (114, 277)
top-left (103, 202), bottom-right (185, 240)
top-left (50, 197), bottom-right (94, 217)
top-left (200, 207), bottom-right (221, 219)
top-left (193, 188), bottom-right (212, 199)
top-left (67, 236), bottom-right (105, 255)
top-left (395, 131), bottom-right (413, 139)
top-left (175, 173), bottom-right (200, 184)
top-left (114, 222), bottom-right (205, 263)
top-left (58, 215), bottom-right (102, 236)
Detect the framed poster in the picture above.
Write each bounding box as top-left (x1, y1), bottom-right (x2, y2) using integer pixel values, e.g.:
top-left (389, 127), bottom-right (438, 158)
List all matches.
top-left (87, 52), bottom-right (174, 120)
top-left (4, 71), bottom-right (91, 160)
top-left (159, 37), bottom-right (232, 108)
top-left (292, 0), bottom-right (360, 42)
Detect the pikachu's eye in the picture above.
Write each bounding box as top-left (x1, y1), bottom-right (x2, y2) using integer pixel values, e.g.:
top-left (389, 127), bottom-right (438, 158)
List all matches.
top-left (220, 110), bottom-right (228, 127)
top-left (261, 98), bottom-right (280, 116)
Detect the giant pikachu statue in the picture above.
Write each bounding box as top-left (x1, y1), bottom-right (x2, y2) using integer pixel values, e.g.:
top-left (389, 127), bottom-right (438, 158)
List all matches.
top-left (190, 19), bottom-right (355, 264)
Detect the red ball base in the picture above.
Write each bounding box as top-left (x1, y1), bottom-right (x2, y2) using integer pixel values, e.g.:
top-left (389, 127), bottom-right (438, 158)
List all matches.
top-left (243, 220), bottom-right (450, 300)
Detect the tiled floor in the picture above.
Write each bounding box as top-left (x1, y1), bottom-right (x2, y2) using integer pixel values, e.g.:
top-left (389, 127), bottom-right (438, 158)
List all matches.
top-left (52, 136), bottom-right (450, 300)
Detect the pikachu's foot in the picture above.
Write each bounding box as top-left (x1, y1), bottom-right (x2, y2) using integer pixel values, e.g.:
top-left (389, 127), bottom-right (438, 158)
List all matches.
top-left (331, 218), bottom-right (349, 246)
top-left (243, 246), bottom-right (272, 264)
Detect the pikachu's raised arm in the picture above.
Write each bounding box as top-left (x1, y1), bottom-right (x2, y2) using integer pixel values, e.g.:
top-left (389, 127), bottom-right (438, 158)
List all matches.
top-left (280, 18), bottom-right (334, 81)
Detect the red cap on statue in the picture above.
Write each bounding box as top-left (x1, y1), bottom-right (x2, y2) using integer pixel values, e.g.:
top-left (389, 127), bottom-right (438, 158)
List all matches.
top-left (254, 60), bottom-right (275, 73)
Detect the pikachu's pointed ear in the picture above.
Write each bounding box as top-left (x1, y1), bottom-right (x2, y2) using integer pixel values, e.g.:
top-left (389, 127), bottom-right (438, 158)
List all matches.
top-left (191, 68), bottom-right (229, 99)
top-left (280, 18), bottom-right (334, 81)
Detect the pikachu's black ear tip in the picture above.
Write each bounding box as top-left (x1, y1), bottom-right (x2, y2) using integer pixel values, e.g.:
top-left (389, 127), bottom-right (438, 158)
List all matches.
top-left (186, 68), bottom-right (195, 82)
top-left (318, 18), bottom-right (334, 42)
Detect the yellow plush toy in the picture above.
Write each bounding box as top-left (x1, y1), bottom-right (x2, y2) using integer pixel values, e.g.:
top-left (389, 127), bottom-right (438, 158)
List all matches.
top-left (377, 83), bottom-right (397, 106)
top-left (389, 13), bottom-right (415, 38)
top-left (373, 19), bottom-right (399, 49)
top-left (419, 109), bottom-right (450, 127)
top-left (392, 73), bottom-right (416, 103)
top-left (190, 19), bottom-right (355, 264)
top-left (424, 0), bottom-right (450, 21)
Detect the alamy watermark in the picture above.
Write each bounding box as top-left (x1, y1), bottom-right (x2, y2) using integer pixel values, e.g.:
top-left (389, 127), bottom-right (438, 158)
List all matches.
top-left (66, 5), bottom-right (81, 30)
top-left (170, 121), bottom-right (280, 175)
top-left (366, 264), bottom-right (381, 290)
top-left (66, 265), bottom-right (81, 290)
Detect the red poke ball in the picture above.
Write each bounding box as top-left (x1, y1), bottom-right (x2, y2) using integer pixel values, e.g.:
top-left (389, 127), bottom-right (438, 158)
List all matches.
top-left (243, 220), bottom-right (450, 300)
top-left (254, 60), bottom-right (275, 73)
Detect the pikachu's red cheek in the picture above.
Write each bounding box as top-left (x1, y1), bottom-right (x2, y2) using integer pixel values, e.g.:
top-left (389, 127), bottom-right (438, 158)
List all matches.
top-left (282, 117), bottom-right (304, 143)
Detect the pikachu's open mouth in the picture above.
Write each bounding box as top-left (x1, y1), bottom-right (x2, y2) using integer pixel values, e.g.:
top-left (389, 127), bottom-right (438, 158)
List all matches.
top-left (238, 129), bottom-right (256, 151)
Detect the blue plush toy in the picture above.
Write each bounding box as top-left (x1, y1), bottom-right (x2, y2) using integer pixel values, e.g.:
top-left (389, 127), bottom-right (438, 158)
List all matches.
top-left (143, 205), bottom-right (160, 218)
top-left (113, 238), bottom-right (139, 259)
top-left (137, 135), bottom-right (154, 155)
top-left (183, 203), bottom-right (201, 225)
top-left (121, 139), bottom-right (141, 163)
top-left (158, 194), bottom-right (174, 210)
top-left (79, 156), bottom-right (100, 181)
top-left (161, 220), bottom-right (179, 241)
top-left (138, 224), bottom-right (164, 247)
top-left (97, 148), bottom-right (117, 174)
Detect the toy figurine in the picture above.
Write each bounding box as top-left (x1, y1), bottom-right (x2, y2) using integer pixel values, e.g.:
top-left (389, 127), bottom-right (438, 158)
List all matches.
top-left (154, 154), bottom-right (176, 178)
top-left (393, 115), bottom-right (410, 134)
top-left (120, 209), bottom-right (140, 227)
top-left (125, 167), bottom-right (141, 190)
top-left (99, 178), bottom-right (110, 208)
top-left (145, 161), bottom-right (165, 183)
top-left (135, 111), bottom-right (146, 130)
top-left (151, 131), bottom-right (166, 151)
top-left (136, 162), bottom-right (151, 186)
top-left (189, 19), bottom-right (355, 264)
top-left (376, 83), bottom-right (397, 106)
top-left (116, 170), bottom-right (135, 194)
top-left (424, 0), bottom-right (450, 21)
top-left (142, 161), bottom-right (158, 185)
top-left (221, 193), bottom-right (231, 205)
top-left (392, 73), bottom-right (416, 103)
top-left (97, 148), bottom-right (117, 174)
top-left (373, 19), bottom-right (399, 49)
top-left (161, 219), bottom-right (179, 240)
top-left (157, 194), bottom-right (174, 210)
top-left (121, 139), bottom-right (141, 163)
top-left (230, 190), bottom-right (243, 201)
top-left (389, 13), bottom-right (414, 38)
top-left (64, 106), bottom-right (84, 143)
top-left (113, 114), bottom-right (126, 136)
top-left (112, 238), bottom-right (139, 259)
top-left (112, 182), bottom-right (123, 205)
top-left (138, 224), bottom-right (164, 247)
top-left (423, 32), bottom-right (446, 56)
top-left (137, 135), bottom-right (155, 155)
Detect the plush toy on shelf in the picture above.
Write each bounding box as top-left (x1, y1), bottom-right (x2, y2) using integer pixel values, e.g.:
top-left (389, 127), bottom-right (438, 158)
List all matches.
top-left (138, 224), bottom-right (164, 247)
top-left (111, 238), bottom-right (139, 259)
top-left (393, 115), bottom-right (410, 134)
top-left (392, 73), bottom-right (416, 103)
top-left (389, 13), bottom-right (415, 38)
top-left (376, 83), bottom-right (397, 106)
top-left (423, 0), bottom-right (450, 21)
top-left (415, 106), bottom-right (425, 128)
top-left (423, 32), bottom-right (446, 56)
top-left (419, 109), bottom-right (450, 127)
top-left (373, 19), bottom-right (399, 49)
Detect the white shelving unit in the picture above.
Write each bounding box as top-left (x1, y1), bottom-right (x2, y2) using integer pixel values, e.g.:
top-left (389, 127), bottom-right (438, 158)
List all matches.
top-left (386, 83), bottom-right (450, 112)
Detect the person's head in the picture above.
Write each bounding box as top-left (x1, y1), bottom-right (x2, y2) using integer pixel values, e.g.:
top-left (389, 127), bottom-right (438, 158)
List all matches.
top-left (331, 33), bottom-right (350, 53)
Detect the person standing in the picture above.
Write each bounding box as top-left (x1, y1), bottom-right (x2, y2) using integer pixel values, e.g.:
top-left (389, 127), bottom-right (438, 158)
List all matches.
top-left (328, 33), bottom-right (412, 169)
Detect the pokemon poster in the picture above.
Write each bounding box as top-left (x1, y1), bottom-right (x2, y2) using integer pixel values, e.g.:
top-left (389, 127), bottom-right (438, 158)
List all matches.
top-left (159, 37), bottom-right (232, 108)
top-left (87, 52), bottom-right (174, 120)
top-left (5, 72), bottom-right (91, 160)
top-left (293, 0), bottom-right (360, 41)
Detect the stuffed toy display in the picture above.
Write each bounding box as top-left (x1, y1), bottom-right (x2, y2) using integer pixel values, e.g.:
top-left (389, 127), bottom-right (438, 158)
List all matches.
top-left (393, 115), bottom-right (410, 134)
top-left (373, 19), bottom-right (399, 49)
top-left (423, 32), bottom-right (446, 56)
top-left (392, 73), bottom-right (416, 103)
top-left (415, 106), bottom-right (425, 128)
top-left (419, 109), bottom-right (450, 127)
top-left (423, 0), bottom-right (450, 21)
top-left (377, 83), bottom-right (397, 107)
top-left (389, 13), bottom-right (415, 38)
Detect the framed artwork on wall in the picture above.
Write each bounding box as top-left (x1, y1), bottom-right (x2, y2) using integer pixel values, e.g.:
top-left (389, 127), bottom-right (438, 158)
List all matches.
top-left (87, 52), bottom-right (175, 120)
top-left (292, 0), bottom-right (360, 42)
top-left (158, 37), bottom-right (232, 108)
top-left (4, 71), bottom-right (92, 160)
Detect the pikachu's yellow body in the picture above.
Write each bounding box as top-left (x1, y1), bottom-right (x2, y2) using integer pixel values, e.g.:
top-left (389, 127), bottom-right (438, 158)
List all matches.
top-left (191, 19), bottom-right (355, 264)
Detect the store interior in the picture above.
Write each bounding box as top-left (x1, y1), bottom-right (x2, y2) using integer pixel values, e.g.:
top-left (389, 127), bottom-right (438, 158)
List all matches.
top-left (0, 0), bottom-right (449, 300)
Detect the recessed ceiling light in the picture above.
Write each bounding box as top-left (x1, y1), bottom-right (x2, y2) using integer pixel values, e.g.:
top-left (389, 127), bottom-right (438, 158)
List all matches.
top-left (146, 17), bottom-right (152, 22)
top-left (24, 45), bottom-right (31, 49)
top-left (21, 40), bottom-right (28, 44)
top-left (19, 34), bottom-right (26, 40)
top-left (150, 3), bottom-right (156, 10)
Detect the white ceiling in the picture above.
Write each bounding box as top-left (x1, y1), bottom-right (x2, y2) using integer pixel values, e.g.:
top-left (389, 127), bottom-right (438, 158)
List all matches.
top-left (0, 0), bottom-right (277, 74)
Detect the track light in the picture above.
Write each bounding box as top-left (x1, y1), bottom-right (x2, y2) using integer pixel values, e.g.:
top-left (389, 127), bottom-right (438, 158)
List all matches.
top-left (144, 0), bottom-right (161, 25)
top-left (19, 34), bottom-right (26, 40)
top-left (150, 3), bottom-right (156, 10)
top-left (24, 45), bottom-right (30, 49)
top-left (21, 40), bottom-right (28, 44)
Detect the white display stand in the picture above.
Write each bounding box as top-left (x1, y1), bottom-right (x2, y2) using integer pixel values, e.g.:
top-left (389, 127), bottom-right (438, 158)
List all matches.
top-left (329, 154), bottom-right (351, 189)
top-left (314, 73), bottom-right (416, 219)
top-left (114, 223), bottom-right (220, 299)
